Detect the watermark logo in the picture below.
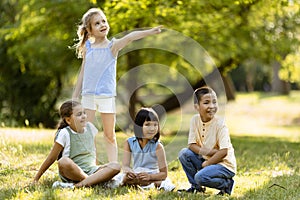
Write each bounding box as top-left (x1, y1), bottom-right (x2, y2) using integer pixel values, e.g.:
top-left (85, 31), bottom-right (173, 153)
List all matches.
top-left (115, 28), bottom-right (226, 163)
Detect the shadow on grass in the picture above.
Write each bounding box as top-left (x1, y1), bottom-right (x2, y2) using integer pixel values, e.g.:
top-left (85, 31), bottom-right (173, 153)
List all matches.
top-left (238, 174), bottom-right (300, 200)
top-left (1, 134), bottom-right (299, 199)
top-left (231, 135), bottom-right (300, 172)
top-left (147, 174), bottom-right (300, 200)
top-left (0, 178), bottom-right (133, 200)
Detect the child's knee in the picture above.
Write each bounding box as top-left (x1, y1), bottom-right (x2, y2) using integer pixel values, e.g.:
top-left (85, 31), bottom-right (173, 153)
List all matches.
top-left (58, 157), bottom-right (72, 168)
top-left (178, 148), bottom-right (192, 161)
top-left (195, 172), bottom-right (209, 185)
top-left (107, 162), bottom-right (121, 173)
top-left (178, 148), bottom-right (187, 158)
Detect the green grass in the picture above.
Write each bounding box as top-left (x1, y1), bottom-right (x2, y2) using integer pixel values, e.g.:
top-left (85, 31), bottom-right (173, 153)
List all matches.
top-left (1, 92), bottom-right (300, 199)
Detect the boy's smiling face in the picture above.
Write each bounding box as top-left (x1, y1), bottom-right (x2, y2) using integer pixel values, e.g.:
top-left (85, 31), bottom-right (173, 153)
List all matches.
top-left (195, 91), bottom-right (218, 122)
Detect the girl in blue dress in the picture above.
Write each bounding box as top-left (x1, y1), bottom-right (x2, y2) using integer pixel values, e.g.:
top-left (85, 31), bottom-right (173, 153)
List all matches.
top-left (120, 108), bottom-right (175, 191)
top-left (72, 8), bottom-right (162, 163)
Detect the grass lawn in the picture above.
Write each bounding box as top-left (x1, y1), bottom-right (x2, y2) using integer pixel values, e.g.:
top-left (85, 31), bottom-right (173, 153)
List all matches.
top-left (0, 92), bottom-right (299, 200)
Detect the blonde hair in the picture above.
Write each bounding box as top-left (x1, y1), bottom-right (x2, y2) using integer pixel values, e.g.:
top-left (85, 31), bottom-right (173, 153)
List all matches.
top-left (74, 8), bottom-right (105, 58)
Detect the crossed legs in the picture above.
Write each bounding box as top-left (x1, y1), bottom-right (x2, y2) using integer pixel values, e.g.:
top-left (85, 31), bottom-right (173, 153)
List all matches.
top-left (58, 157), bottom-right (120, 187)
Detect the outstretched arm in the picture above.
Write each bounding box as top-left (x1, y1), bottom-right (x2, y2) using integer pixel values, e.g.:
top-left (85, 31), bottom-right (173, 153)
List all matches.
top-left (33, 142), bottom-right (63, 183)
top-left (111, 25), bottom-right (162, 57)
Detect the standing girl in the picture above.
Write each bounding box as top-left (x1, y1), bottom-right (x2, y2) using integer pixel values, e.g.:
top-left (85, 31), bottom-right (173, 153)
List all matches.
top-left (120, 108), bottom-right (175, 191)
top-left (72, 8), bottom-right (162, 163)
top-left (33, 100), bottom-right (120, 188)
top-left (178, 86), bottom-right (237, 195)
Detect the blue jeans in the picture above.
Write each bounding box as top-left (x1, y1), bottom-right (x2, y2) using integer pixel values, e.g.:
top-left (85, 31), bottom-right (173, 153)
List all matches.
top-left (178, 148), bottom-right (235, 194)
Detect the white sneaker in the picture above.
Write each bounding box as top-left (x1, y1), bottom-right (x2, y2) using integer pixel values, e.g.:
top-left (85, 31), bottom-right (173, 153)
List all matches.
top-left (52, 181), bottom-right (74, 189)
top-left (103, 179), bottom-right (120, 189)
top-left (159, 178), bottom-right (175, 191)
top-left (139, 182), bottom-right (155, 190)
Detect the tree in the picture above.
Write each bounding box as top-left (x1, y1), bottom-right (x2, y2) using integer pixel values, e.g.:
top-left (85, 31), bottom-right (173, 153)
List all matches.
top-left (281, 47), bottom-right (300, 87)
top-left (0, 0), bottom-right (93, 127)
top-left (1, 0), bottom-right (299, 128)
top-left (104, 0), bottom-right (300, 124)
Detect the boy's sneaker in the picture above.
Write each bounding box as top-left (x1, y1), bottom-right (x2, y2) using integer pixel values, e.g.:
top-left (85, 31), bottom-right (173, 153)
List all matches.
top-left (52, 181), bottom-right (74, 189)
top-left (159, 179), bottom-right (176, 191)
top-left (218, 178), bottom-right (235, 195)
top-left (225, 178), bottom-right (235, 195)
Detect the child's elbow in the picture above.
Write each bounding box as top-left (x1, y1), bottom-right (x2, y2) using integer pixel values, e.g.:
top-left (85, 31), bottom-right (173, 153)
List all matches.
top-left (220, 148), bottom-right (228, 158)
top-left (162, 172), bottom-right (167, 180)
top-left (159, 170), bottom-right (168, 180)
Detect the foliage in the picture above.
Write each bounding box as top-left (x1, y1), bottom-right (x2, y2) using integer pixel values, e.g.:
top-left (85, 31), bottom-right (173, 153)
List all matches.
top-left (281, 46), bottom-right (300, 84)
top-left (1, 0), bottom-right (300, 127)
top-left (0, 0), bottom-right (93, 127)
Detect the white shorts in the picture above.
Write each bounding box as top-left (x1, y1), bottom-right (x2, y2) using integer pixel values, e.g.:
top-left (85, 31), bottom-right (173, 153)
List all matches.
top-left (82, 95), bottom-right (116, 113)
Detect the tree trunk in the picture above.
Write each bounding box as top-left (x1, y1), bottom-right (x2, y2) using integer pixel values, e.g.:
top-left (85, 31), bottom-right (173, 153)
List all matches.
top-left (271, 61), bottom-right (290, 95)
top-left (152, 59), bottom-right (236, 117)
top-left (221, 73), bottom-right (236, 101)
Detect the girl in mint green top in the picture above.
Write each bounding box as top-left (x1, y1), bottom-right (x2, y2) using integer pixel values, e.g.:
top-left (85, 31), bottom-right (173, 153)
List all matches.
top-left (33, 100), bottom-right (120, 188)
top-left (55, 122), bottom-right (98, 182)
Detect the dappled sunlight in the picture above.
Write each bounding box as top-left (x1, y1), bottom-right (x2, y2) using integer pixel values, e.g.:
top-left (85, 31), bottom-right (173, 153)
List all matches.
top-left (0, 92), bottom-right (299, 199)
top-left (0, 128), bottom-right (54, 143)
top-left (226, 92), bottom-right (300, 142)
top-left (233, 174), bottom-right (270, 196)
top-left (229, 167), bottom-right (296, 198)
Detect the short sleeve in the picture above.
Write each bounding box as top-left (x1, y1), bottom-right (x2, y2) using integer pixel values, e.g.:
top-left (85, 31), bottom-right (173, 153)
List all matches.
top-left (55, 128), bottom-right (72, 157)
top-left (87, 122), bottom-right (98, 137)
top-left (217, 124), bottom-right (231, 149)
top-left (188, 115), bottom-right (198, 145)
top-left (55, 128), bottom-right (69, 147)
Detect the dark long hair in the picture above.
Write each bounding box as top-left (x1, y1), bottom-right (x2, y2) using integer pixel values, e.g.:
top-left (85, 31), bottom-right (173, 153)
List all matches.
top-left (133, 108), bottom-right (160, 142)
top-left (55, 100), bottom-right (81, 160)
top-left (57, 100), bottom-right (81, 130)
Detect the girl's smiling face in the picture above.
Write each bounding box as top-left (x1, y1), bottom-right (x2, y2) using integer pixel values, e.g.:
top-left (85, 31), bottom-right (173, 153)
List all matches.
top-left (66, 105), bottom-right (87, 133)
top-left (195, 92), bottom-right (218, 122)
top-left (89, 12), bottom-right (110, 38)
top-left (142, 120), bottom-right (159, 140)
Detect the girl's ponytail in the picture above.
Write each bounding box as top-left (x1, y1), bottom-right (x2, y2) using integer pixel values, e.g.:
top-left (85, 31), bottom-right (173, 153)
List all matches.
top-left (56, 100), bottom-right (81, 130)
top-left (74, 8), bottom-right (104, 58)
top-left (75, 25), bottom-right (89, 58)
top-left (57, 119), bottom-right (69, 130)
